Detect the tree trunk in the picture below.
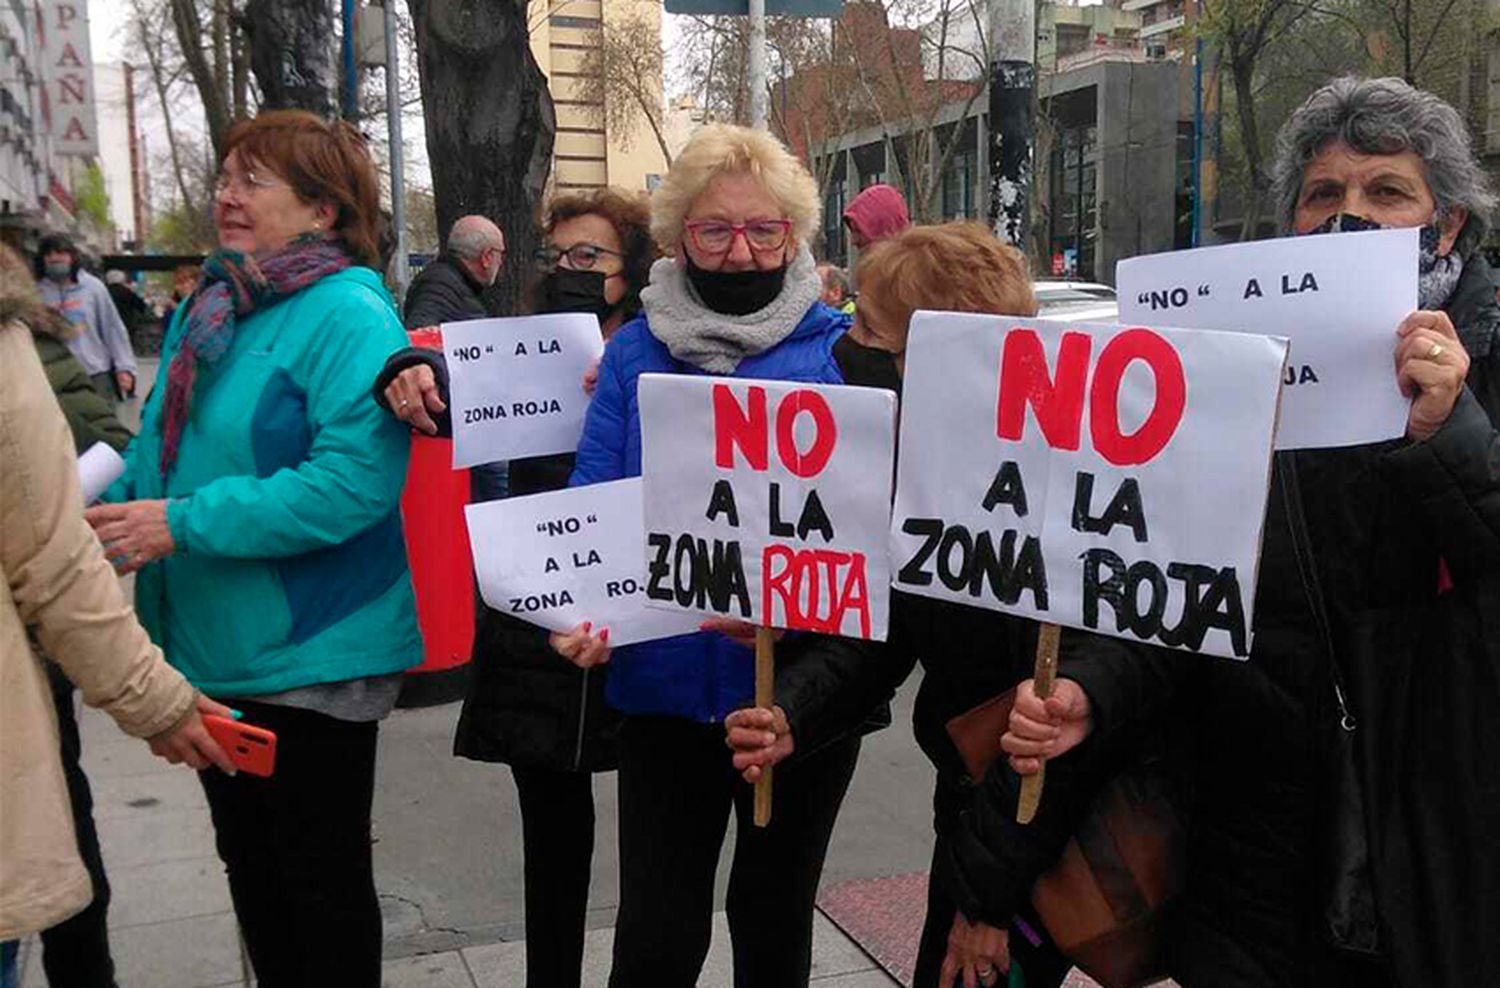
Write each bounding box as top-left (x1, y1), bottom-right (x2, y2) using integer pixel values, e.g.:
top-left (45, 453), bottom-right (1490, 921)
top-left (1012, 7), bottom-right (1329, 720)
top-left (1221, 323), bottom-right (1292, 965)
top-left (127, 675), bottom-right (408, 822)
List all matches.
top-left (408, 0), bottom-right (555, 316)
top-left (173, 0), bottom-right (232, 158)
top-left (243, 0), bottom-right (337, 115)
top-left (1230, 52), bottom-right (1266, 241)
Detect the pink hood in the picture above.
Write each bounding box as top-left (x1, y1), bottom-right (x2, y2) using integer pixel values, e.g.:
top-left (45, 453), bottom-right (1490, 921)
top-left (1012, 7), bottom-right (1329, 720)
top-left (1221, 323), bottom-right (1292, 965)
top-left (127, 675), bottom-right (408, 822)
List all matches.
top-left (843, 184), bottom-right (911, 244)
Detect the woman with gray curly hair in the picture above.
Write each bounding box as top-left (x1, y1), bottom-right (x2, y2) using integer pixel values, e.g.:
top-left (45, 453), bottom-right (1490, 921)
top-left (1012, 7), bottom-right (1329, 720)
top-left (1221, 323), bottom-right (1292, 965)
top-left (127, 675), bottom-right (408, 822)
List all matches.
top-left (955, 76), bottom-right (1500, 988)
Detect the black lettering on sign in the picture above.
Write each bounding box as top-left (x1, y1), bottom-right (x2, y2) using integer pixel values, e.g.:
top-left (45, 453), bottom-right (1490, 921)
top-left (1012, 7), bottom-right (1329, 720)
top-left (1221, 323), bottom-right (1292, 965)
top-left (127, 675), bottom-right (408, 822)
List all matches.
top-left (1281, 272), bottom-right (1319, 295)
top-left (768, 484), bottom-right (837, 542)
top-left (646, 533), bottom-right (673, 601)
top-left (897, 518), bottom-right (943, 586)
top-left (981, 460), bottom-right (1029, 517)
top-left (605, 579), bottom-right (641, 598)
top-left (1283, 364), bottom-right (1320, 386)
top-left (464, 405), bottom-right (507, 423)
top-left (509, 590), bottom-right (576, 613)
top-left (538, 338), bottom-right (562, 354)
top-left (1243, 278), bottom-right (1263, 299)
top-left (514, 342), bottom-right (528, 356)
top-left (572, 549), bottom-right (602, 568)
top-left (705, 479), bottom-right (741, 527)
top-left (1080, 550), bottom-right (1248, 656)
top-left (544, 557), bottom-right (560, 574)
top-left (511, 399), bottom-right (563, 417)
top-left (669, 534), bottom-right (751, 617)
top-left (1071, 472), bottom-right (1149, 543)
top-left (898, 519), bottom-right (1048, 609)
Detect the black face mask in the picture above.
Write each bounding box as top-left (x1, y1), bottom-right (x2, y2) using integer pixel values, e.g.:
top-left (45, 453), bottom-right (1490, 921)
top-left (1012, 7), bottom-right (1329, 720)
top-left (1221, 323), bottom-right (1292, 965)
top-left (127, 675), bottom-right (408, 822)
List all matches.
top-left (539, 268), bottom-right (616, 320)
top-left (685, 256), bottom-right (787, 316)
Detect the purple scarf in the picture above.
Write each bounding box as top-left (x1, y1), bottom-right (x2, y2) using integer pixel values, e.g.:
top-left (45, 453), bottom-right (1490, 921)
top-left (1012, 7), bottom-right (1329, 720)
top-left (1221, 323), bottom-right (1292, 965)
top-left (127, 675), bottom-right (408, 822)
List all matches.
top-left (159, 234), bottom-right (351, 477)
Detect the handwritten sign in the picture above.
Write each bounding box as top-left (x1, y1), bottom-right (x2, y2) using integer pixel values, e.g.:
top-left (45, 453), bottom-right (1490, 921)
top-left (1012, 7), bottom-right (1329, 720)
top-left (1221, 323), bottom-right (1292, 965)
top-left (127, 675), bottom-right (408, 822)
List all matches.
top-left (639, 374), bottom-right (898, 641)
top-left (444, 314), bottom-right (605, 468)
top-left (1117, 227), bottom-right (1416, 449)
top-left (465, 478), bottom-right (700, 646)
top-left (891, 313), bottom-right (1288, 659)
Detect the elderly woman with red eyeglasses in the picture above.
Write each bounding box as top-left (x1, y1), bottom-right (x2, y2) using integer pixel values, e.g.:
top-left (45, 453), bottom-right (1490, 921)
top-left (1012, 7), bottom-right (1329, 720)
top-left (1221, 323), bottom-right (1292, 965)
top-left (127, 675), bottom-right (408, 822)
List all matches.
top-left (550, 124), bottom-right (899, 988)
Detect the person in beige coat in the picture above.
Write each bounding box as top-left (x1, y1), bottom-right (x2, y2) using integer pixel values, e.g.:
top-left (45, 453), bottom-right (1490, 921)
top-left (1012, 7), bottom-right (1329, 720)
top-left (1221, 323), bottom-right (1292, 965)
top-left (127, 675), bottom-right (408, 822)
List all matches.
top-left (0, 318), bottom-right (234, 945)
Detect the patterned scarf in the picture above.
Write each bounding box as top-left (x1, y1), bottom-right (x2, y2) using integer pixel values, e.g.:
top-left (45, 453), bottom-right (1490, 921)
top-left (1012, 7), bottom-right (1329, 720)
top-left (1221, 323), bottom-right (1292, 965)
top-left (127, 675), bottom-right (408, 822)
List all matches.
top-left (159, 233), bottom-right (351, 477)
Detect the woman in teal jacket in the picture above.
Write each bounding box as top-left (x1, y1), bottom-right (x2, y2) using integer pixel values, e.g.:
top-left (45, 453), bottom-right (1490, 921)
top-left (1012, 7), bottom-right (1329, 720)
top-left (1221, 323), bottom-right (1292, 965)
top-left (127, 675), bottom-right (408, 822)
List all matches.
top-left (86, 111), bottom-right (420, 988)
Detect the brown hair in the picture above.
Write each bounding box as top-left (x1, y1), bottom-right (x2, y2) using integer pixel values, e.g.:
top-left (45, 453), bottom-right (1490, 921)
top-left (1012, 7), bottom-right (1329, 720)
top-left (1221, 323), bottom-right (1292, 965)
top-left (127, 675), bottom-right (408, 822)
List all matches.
top-left (544, 187), bottom-right (656, 314)
top-left (223, 110), bottom-right (382, 268)
top-left (855, 222), bottom-right (1036, 348)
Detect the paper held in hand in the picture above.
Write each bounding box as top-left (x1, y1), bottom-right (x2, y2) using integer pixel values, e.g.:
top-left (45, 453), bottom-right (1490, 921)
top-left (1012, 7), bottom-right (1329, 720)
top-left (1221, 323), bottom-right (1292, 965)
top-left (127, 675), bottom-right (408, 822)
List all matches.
top-left (1116, 227), bottom-right (1417, 450)
top-left (890, 313), bottom-right (1288, 660)
top-left (443, 314), bottom-right (605, 468)
top-left (465, 478), bottom-right (700, 647)
top-left (638, 374), bottom-right (898, 641)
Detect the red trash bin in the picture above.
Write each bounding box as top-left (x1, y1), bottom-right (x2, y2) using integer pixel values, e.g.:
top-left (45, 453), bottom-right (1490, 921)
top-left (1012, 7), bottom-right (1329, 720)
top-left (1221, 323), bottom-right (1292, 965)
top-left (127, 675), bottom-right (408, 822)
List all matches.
top-left (396, 327), bottom-right (475, 707)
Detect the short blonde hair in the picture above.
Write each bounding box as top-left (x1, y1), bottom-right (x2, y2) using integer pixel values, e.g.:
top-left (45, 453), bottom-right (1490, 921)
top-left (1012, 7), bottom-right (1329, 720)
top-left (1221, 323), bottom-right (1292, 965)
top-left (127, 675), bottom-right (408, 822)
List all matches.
top-left (856, 223), bottom-right (1036, 348)
top-left (650, 123), bottom-right (821, 252)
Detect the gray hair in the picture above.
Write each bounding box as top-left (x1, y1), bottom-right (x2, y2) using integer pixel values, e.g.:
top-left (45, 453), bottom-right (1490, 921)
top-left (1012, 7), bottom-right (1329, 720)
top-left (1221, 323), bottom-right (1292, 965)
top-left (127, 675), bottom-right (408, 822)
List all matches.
top-left (1271, 76), bottom-right (1497, 257)
top-left (447, 215), bottom-right (504, 259)
top-left (819, 263), bottom-right (849, 296)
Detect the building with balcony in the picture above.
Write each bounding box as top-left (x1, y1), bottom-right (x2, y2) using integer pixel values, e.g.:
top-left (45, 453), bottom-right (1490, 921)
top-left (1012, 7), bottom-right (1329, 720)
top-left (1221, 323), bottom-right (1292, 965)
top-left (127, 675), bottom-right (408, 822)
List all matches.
top-left (529, 0), bottom-right (670, 194)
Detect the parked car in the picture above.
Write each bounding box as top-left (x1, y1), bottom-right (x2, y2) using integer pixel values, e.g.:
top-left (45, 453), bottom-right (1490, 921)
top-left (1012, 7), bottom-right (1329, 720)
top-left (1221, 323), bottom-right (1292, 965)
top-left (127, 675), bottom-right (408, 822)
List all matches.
top-left (1033, 280), bottom-right (1119, 322)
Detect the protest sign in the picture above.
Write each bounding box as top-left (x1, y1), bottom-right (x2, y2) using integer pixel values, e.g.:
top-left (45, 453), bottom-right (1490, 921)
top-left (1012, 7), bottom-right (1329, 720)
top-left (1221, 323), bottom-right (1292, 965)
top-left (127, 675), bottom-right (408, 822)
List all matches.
top-left (466, 478), bottom-right (701, 646)
top-left (1116, 227), bottom-right (1416, 449)
top-left (638, 374), bottom-right (898, 641)
top-left (891, 312), bottom-right (1288, 660)
top-left (443, 314), bottom-right (605, 468)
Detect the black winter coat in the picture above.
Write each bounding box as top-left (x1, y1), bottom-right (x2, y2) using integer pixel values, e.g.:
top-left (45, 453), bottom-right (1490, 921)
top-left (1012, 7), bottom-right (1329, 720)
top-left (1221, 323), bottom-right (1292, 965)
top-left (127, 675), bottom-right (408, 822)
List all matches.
top-left (938, 256), bottom-right (1500, 988)
top-left (402, 256), bottom-right (487, 330)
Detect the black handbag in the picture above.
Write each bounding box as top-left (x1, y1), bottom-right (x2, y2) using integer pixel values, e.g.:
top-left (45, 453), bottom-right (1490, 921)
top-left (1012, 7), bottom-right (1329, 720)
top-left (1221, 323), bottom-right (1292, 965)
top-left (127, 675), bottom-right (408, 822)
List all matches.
top-left (1278, 455), bottom-right (1382, 957)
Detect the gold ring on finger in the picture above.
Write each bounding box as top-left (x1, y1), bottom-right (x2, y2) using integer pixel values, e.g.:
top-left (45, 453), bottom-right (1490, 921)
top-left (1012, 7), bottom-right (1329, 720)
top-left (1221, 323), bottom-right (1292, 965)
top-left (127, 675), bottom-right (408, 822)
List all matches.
top-left (1427, 343), bottom-right (1446, 360)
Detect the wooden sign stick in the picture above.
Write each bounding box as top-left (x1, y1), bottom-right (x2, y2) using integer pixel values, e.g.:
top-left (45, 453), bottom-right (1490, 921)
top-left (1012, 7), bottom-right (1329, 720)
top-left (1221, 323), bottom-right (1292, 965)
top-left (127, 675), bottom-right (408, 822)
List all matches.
top-left (1016, 622), bottom-right (1062, 825)
top-left (753, 626), bottom-right (776, 828)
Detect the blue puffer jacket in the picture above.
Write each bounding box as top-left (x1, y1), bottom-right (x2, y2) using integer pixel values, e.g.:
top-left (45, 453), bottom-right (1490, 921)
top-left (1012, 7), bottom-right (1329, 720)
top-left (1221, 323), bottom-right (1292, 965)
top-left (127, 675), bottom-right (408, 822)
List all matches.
top-left (570, 301), bottom-right (850, 723)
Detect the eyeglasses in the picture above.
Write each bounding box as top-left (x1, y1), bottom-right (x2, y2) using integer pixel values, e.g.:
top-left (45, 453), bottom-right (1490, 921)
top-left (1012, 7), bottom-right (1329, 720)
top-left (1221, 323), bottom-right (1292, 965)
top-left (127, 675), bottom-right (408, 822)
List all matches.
top-left (534, 242), bottom-right (625, 271)
top-left (684, 219), bottom-right (792, 256)
top-left (214, 168), bottom-right (287, 197)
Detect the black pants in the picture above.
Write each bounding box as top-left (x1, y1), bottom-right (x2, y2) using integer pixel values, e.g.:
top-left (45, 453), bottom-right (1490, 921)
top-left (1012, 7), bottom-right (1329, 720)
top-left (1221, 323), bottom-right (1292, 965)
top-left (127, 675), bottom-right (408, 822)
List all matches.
top-left (40, 667), bottom-right (118, 988)
top-left (511, 766), bottom-right (595, 988)
top-left (198, 700), bottom-right (381, 988)
top-left (608, 715), bottom-right (861, 988)
top-left (913, 781), bottom-right (1070, 988)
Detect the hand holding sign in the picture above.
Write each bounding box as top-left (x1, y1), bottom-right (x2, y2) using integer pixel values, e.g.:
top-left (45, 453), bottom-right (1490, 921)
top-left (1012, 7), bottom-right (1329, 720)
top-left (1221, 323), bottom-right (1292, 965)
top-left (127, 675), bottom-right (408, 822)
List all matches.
top-left (1396, 309), bottom-right (1471, 440)
top-left (641, 374), bottom-right (898, 824)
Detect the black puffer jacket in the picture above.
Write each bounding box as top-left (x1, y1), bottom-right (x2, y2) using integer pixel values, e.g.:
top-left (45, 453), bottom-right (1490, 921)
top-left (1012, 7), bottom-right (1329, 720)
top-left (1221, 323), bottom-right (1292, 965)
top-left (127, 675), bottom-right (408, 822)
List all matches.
top-left (402, 255), bottom-right (487, 330)
top-left (938, 256), bottom-right (1500, 988)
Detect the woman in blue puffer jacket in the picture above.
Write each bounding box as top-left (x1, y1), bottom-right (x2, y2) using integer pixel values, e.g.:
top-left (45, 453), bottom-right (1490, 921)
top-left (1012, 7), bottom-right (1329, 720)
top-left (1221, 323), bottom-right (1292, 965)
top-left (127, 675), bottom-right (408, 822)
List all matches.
top-left (551, 124), bottom-right (899, 988)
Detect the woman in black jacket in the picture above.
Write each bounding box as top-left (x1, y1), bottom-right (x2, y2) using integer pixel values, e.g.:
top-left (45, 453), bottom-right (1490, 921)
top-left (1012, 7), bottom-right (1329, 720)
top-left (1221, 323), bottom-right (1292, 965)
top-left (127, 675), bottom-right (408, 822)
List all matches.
top-left (375, 188), bottom-right (654, 988)
top-left (985, 76), bottom-right (1500, 988)
top-left (726, 223), bottom-right (1078, 988)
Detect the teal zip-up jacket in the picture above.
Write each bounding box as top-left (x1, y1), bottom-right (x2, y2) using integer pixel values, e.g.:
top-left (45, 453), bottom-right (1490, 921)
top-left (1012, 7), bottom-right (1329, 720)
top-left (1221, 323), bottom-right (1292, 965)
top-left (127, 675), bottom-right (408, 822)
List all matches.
top-left (109, 267), bottom-right (422, 696)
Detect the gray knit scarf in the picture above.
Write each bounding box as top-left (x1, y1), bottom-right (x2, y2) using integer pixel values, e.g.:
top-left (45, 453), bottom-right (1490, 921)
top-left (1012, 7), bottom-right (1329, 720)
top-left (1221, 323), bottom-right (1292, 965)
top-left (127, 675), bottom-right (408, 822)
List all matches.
top-left (641, 245), bottom-right (823, 374)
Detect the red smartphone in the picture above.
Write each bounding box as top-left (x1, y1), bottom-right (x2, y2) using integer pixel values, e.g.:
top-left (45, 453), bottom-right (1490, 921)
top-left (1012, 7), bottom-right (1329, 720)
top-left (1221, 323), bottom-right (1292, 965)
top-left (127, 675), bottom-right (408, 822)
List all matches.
top-left (202, 714), bottom-right (277, 777)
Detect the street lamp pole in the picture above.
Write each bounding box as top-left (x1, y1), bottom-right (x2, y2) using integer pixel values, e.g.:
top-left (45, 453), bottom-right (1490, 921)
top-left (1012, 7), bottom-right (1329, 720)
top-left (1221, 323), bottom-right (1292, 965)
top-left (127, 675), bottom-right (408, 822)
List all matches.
top-left (986, 0), bottom-right (1036, 254)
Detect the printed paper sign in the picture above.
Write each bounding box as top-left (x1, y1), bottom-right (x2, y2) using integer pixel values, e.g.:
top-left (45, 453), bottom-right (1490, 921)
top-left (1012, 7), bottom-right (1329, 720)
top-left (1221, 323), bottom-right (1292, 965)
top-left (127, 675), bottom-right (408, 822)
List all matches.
top-left (465, 478), bottom-right (700, 646)
top-left (1117, 227), bottom-right (1416, 449)
top-left (639, 375), bottom-right (898, 641)
top-left (891, 313), bottom-right (1288, 659)
top-left (444, 314), bottom-right (605, 468)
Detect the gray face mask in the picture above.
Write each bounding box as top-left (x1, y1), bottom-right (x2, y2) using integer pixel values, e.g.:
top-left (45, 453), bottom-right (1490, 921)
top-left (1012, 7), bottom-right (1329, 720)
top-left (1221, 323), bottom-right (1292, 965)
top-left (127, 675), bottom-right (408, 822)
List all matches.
top-left (44, 261), bottom-right (72, 282)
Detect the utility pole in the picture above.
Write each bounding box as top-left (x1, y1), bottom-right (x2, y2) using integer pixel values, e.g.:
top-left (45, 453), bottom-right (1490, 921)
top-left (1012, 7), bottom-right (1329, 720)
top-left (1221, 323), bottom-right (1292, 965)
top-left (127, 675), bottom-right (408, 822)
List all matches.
top-left (342, 0), bottom-right (359, 119)
top-left (382, 0), bottom-right (407, 300)
top-left (986, 0), bottom-right (1035, 254)
top-left (749, 0), bottom-right (768, 129)
top-left (124, 61), bottom-right (146, 249)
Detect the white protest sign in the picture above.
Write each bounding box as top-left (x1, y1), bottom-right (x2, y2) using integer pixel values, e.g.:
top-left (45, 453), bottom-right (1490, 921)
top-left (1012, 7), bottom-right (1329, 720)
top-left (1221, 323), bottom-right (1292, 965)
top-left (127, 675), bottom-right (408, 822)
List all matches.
top-left (77, 442), bottom-right (124, 505)
top-left (1117, 227), bottom-right (1416, 450)
top-left (639, 374), bottom-right (898, 641)
top-left (465, 478), bottom-right (701, 646)
top-left (891, 312), bottom-right (1289, 660)
top-left (443, 314), bottom-right (605, 468)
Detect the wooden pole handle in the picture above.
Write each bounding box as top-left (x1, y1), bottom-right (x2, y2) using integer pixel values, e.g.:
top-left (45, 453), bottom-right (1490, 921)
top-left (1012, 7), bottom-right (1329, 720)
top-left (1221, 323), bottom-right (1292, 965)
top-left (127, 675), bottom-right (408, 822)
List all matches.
top-left (1016, 622), bottom-right (1061, 825)
top-left (753, 626), bottom-right (775, 828)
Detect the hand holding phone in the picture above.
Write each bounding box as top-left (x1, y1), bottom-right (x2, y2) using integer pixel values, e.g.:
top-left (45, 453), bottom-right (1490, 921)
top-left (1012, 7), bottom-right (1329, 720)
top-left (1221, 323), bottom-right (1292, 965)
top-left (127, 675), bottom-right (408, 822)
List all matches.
top-left (202, 714), bottom-right (277, 777)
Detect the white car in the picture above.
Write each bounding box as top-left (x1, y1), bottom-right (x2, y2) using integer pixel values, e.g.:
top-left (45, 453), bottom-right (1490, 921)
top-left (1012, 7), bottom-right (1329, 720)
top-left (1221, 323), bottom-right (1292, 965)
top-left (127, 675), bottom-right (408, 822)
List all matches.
top-left (1033, 280), bottom-right (1119, 322)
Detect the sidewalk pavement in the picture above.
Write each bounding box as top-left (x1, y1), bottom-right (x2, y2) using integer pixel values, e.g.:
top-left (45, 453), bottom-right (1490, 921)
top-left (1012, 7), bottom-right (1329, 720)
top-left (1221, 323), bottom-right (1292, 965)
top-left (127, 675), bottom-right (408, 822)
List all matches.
top-left (16, 695), bottom-right (902, 988)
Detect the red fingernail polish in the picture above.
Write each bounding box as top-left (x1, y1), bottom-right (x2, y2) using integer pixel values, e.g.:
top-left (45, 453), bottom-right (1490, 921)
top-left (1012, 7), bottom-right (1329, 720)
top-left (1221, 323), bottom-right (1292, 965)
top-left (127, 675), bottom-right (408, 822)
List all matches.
top-left (583, 621), bottom-right (592, 633)
top-left (600, 628), bottom-right (610, 643)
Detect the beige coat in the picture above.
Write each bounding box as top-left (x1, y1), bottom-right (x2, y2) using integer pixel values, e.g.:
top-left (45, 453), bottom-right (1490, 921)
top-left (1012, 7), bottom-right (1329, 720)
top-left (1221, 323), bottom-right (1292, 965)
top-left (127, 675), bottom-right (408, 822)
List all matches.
top-left (0, 320), bottom-right (196, 940)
